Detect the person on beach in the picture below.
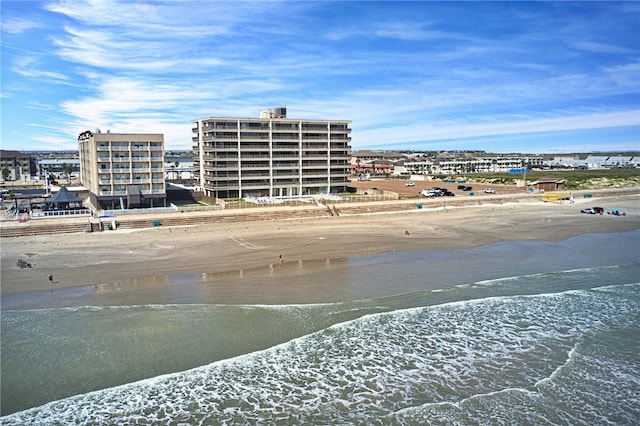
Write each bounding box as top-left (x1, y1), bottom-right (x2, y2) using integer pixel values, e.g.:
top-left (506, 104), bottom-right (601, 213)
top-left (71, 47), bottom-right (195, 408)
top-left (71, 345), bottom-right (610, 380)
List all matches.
top-left (278, 254), bottom-right (283, 264)
top-left (48, 273), bottom-right (53, 284)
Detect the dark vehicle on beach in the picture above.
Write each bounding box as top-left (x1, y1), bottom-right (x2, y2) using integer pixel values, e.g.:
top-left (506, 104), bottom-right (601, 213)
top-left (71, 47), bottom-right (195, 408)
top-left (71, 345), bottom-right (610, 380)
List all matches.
top-left (462, 186), bottom-right (473, 191)
top-left (581, 207), bottom-right (604, 214)
top-left (457, 185), bottom-right (466, 190)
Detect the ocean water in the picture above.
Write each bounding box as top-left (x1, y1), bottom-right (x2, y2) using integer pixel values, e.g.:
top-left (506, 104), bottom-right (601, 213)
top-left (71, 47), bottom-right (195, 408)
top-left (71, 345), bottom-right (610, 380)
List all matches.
top-left (2, 230), bottom-right (639, 425)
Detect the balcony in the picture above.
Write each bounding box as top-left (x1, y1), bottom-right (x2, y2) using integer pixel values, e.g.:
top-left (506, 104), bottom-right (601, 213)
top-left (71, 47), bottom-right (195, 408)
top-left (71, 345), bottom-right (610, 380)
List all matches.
top-left (241, 181), bottom-right (271, 188)
top-left (240, 144), bottom-right (270, 150)
top-left (241, 171), bottom-right (270, 178)
top-left (273, 171), bottom-right (299, 178)
top-left (240, 162), bottom-right (269, 169)
top-left (212, 125), bottom-right (238, 130)
top-left (273, 165), bottom-right (299, 172)
top-left (272, 124), bottom-right (299, 131)
top-left (239, 154), bottom-right (270, 160)
top-left (271, 134), bottom-right (299, 141)
top-left (302, 143), bottom-right (328, 150)
top-left (302, 124), bottom-right (329, 131)
top-left (208, 164), bottom-right (239, 171)
top-left (208, 144), bottom-right (239, 151)
top-left (202, 134), bottom-right (238, 141)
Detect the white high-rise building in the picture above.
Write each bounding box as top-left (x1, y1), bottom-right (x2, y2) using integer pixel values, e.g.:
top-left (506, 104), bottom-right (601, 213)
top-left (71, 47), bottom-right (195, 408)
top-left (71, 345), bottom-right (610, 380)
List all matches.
top-left (192, 108), bottom-right (352, 200)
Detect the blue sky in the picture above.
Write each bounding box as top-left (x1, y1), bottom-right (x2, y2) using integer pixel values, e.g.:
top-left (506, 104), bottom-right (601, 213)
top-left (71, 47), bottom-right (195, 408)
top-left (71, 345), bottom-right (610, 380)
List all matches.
top-left (2, 1), bottom-right (639, 153)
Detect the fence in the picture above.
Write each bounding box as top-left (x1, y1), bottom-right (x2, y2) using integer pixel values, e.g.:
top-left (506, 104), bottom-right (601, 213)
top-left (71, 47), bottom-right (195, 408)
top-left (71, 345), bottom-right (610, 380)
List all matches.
top-left (31, 209), bottom-right (93, 219)
top-left (222, 193), bottom-right (397, 210)
top-left (99, 205), bottom-right (178, 216)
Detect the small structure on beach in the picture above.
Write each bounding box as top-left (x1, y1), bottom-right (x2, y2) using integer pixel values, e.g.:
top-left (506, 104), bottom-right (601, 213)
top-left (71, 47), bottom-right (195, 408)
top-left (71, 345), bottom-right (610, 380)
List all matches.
top-left (531, 178), bottom-right (565, 192)
top-left (46, 186), bottom-right (84, 210)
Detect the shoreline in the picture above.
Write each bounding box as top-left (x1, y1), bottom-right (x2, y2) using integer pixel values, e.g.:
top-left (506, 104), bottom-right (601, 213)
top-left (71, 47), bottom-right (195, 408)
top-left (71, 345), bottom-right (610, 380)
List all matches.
top-left (2, 194), bottom-right (639, 308)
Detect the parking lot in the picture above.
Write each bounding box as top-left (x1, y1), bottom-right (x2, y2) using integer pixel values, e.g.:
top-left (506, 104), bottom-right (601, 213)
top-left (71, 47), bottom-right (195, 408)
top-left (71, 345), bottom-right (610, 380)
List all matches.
top-left (349, 177), bottom-right (528, 197)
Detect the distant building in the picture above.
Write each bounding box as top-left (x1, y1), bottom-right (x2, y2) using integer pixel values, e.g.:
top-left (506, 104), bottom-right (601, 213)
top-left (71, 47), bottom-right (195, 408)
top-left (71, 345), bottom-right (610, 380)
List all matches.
top-left (543, 155), bottom-right (639, 169)
top-left (0, 150), bottom-right (36, 181)
top-left (192, 108), bottom-right (352, 199)
top-left (584, 155), bottom-right (638, 169)
top-left (165, 157), bottom-right (195, 181)
top-left (37, 158), bottom-right (81, 178)
top-left (350, 150), bottom-right (409, 163)
top-left (78, 131), bottom-right (166, 209)
top-left (401, 156), bottom-right (543, 175)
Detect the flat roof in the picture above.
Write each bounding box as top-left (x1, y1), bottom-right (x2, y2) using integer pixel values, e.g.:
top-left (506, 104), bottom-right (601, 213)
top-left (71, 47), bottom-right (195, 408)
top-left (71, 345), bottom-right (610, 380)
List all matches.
top-left (193, 117), bottom-right (351, 123)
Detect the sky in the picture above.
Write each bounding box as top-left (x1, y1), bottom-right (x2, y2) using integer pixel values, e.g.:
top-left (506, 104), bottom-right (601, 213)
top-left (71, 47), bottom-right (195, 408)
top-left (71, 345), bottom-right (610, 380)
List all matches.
top-left (1, 1), bottom-right (639, 154)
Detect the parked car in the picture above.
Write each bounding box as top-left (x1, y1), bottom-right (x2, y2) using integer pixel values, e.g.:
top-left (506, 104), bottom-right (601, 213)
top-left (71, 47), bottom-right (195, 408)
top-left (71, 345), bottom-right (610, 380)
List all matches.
top-left (484, 188), bottom-right (496, 194)
top-left (581, 207), bottom-right (604, 214)
top-left (421, 189), bottom-right (442, 197)
top-left (405, 182), bottom-right (415, 187)
top-left (462, 186), bottom-right (473, 191)
top-left (443, 191), bottom-right (455, 196)
top-left (607, 208), bottom-right (627, 216)
top-left (457, 185), bottom-right (466, 190)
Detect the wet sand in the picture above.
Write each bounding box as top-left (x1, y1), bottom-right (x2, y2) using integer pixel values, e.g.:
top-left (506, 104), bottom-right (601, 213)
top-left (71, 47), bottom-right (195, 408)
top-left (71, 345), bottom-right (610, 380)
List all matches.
top-left (2, 194), bottom-right (639, 308)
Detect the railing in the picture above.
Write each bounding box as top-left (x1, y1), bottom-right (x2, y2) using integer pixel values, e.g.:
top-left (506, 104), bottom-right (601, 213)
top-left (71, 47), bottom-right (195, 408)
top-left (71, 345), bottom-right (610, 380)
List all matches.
top-left (31, 209), bottom-right (93, 219)
top-left (171, 203), bottom-right (225, 212)
top-left (99, 205), bottom-right (179, 216)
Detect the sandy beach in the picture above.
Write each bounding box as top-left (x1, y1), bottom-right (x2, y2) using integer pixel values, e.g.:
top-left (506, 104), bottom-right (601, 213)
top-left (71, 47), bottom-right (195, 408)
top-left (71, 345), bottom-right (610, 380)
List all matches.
top-left (2, 193), bottom-right (639, 307)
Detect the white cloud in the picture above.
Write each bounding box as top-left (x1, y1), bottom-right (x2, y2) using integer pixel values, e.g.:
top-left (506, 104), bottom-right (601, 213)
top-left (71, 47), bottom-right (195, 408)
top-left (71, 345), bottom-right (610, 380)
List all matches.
top-left (1, 17), bottom-right (41, 34)
top-left (353, 110), bottom-right (640, 148)
top-left (2, 1), bottom-right (638, 153)
top-left (12, 57), bottom-right (69, 82)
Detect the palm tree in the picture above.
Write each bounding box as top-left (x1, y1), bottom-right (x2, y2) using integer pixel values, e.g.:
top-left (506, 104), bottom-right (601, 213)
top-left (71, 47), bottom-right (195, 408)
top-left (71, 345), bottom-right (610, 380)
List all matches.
top-left (62, 163), bottom-right (74, 183)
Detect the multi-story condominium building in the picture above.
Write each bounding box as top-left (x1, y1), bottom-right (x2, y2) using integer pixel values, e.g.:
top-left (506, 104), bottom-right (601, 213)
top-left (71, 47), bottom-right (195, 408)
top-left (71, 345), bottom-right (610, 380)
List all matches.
top-left (78, 131), bottom-right (166, 209)
top-left (401, 156), bottom-right (543, 176)
top-left (192, 108), bottom-right (352, 200)
top-left (0, 150), bottom-right (36, 181)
